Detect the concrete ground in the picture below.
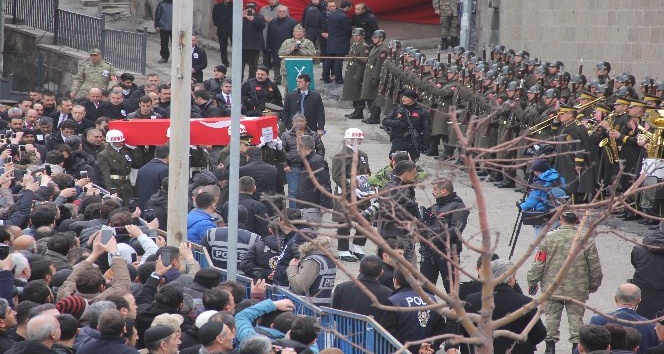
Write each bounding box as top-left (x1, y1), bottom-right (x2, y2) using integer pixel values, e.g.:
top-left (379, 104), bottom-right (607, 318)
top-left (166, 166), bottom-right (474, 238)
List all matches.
top-left (62, 4), bottom-right (651, 352)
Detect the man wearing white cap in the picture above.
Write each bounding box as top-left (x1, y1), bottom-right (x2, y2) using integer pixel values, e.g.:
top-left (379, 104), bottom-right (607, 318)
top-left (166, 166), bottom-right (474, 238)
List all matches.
top-left (331, 128), bottom-right (372, 261)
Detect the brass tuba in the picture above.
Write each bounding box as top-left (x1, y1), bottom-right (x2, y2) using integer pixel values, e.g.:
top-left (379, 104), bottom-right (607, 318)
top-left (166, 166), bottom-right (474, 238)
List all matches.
top-left (641, 110), bottom-right (664, 158)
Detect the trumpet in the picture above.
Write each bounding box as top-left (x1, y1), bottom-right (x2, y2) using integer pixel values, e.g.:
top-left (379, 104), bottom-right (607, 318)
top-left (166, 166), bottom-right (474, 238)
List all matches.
top-left (528, 112), bottom-right (562, 135)
top-left (575, 96), bottom-right (606, 111)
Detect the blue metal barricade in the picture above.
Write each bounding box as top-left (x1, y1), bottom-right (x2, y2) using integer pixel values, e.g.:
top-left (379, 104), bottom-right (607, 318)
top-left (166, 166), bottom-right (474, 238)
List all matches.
top-left (190, 243), bottom-right (212, 268)
top-left (320, 307), bottom-right (408, 354)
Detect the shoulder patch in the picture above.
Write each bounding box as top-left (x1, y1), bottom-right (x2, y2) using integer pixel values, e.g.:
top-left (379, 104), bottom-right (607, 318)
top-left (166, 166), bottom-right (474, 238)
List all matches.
top-left (535, 250), bottom-right (547, 262)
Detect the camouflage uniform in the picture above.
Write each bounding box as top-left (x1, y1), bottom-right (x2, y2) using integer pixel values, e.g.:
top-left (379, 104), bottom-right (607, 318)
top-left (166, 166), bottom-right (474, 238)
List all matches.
top-left (526, 225), bottom-right (603, 344)
top-left (432, 0), bottom-right (459, 39)
top-left (71, 60), bottom-right (118, 98)
top-left (277, 37), bottom-right (316, 86)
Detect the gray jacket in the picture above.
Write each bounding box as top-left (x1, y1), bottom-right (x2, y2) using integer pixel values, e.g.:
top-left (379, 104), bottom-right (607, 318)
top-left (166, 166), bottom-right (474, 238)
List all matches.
top-left (155, 0), bottom-right (173, 31)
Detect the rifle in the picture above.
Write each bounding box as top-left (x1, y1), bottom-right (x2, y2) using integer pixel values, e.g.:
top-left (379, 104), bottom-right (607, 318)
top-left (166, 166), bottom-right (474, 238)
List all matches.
top-left (437, 45), bottom-right (441, 62)
top-left (401, 107), bottom-right (421, 155)
top-left (378, 57), bottom-right (391, 96)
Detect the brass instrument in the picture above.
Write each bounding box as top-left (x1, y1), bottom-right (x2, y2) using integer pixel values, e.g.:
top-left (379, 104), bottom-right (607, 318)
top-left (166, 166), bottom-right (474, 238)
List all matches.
top-left (598, 111), bottom-right (620, 164)
top-left (639, 110), bottom-right (664, 158)
top-left (528, 96), bottom-right (606, 136)
top-left (575, 96), bottom-right (606, 111)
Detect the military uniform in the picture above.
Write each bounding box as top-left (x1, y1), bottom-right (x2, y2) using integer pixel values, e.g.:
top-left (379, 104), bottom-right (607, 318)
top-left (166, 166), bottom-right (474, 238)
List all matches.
top-left (552, 120), bottom-right (596, 202)
top-left (341, 40), bottom-right (371, 110)
top-left (277, 37), bottom-right (316, 85)
top-left (71, 60), bottom-right (118, 98)
top-left (432, 0), bottom-right (459, 47)
top-left (382, 102), bottom-right (431, 161)
top-left (97, 143), bottom-right (134, 205)
top-left (331, 145), bottom-right (371, 252)
top-left (527, 225), bottom-right (603, 344)
top-left (360, 43), bottom-right (389, 102)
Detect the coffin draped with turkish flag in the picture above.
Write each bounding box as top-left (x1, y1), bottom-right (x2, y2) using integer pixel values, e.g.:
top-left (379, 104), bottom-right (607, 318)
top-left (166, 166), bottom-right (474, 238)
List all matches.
top-left (108, 116), bottom-right (278, 146)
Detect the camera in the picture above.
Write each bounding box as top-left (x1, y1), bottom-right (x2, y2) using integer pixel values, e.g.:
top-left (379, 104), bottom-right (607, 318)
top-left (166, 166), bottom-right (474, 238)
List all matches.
top-left (360, 201), bottom-right (380, 219)
top-left (523, 144), bottom-right (555, 157)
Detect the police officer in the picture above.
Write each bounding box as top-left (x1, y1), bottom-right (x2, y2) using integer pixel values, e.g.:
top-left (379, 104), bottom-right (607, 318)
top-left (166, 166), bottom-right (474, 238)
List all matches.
top-left (420, 179), bottom-right (468, 293)
top-left (96, 129), bottom-right (134, 205)
top-left (342, 28), bottom-right (371, 120)
top-left (240, 66), bottom-right (283, 116)
top-left (527, 211), bottom-right (603, 354)
top-left (331, 128), bottom-right (371, 262)
top-left (360, 30), bottom-right (389, 124)
top-left (70, 48), bottom-right (118, 99)
top-left (382, 90), bottom-right (431, 161)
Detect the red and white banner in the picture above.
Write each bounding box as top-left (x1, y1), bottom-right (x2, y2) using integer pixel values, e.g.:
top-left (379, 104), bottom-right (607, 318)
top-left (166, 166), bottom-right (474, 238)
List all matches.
top-left (108, 116), bottom-right (278, 146)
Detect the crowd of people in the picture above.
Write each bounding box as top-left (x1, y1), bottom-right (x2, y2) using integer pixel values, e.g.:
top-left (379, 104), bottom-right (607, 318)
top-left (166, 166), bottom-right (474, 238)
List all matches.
top-left (0, 0), bottom-right (662, 353)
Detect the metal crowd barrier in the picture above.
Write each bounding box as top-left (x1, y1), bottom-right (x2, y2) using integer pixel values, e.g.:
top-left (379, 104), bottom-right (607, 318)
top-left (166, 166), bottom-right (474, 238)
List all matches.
top-left (101, 28), bottom-right (149, 74)
top-left (55, 9), bottom-right (104, 54)
top-left (204, 263), bottom-right (406, 352)
top-left (4, 0), bottom-right (57, 32)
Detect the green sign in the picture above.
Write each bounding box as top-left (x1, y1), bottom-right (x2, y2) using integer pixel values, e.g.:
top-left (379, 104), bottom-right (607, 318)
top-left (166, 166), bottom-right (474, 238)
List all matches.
top-left (285, 58), bottom-right (315, 92)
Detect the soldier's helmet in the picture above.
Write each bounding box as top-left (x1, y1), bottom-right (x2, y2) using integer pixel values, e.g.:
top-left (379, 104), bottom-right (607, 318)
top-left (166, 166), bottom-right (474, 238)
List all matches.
top-left (468, 56), bottom-right (480, 65)
top-left (494, 75), bottom-right (508, 86)
top-left (554, 71), bottom-right (571, 83)
top-left (492, 44), bottom-right (505, 55)
top-left (413, 53), bottom-right (425, 64)
top-left (372, 30), bottom-right (387, 39)
top-left (548, 60), bottom-right (564, 70)
top-left (595, 84), bottom-right (611, 95)
top-left (501, 66), bottom-right (515, 76)
top-left (589, 80), bottom-right (602, 90)
top-left (490, 63), bottom-right (502, 72)
top-left (503, 48), bottom-right (515, 58)
top-left (402, 46), bottom-right (413, 55)
top-left (484, 70), bottom-right (498, 81)
top-left (106, 129), bottom-right (125, 143)
top-left (615, 86), bottom-right (636, 98)
top-left (623, 74), bottom-right (636, 86)
top-left (434, 62), bottom-right (447, 72)
top-left (462, 51), bottom-right (476, 60)
top-left (534, 65), bottom-right (546, 75)
top-left (352, 28), bottom-right (365, 36)
top-left (461, 68), bottom-right (472, 78)
top-left (570, 74), bottom-right (587, 85)
top-left (528, 84), bottom-right (545, 96)
top-left (515, 50), bottom-right (530, 59)
top-left (474, 63), bottom-right (489, 73)
top-left (507, 80), bottom-right (522, 91)
top-left (640, 77), bottom-right (654, 88)
top-left (451, 46), bottom-right (465, 55)
top-left (447, 65), bottom-right (460, 74)
top-left (407, 48), bottom-right (420, 57)
top-left (595, 61), bottom-right (611, 72)
top-left (543, 88), bottom-right (561, 99)
top-left (525, 57), bottom-right (540, 66)
top-left (389, 39), bottom-right (401, 49)
top-left (424, 58), bottom-right (437, 67)
top-left (657, 81), bottom-right (664, 92)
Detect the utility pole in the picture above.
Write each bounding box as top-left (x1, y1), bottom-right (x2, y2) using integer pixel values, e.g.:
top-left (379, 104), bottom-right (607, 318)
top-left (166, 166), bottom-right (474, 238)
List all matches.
top-left (459, 0), bottom-right (472, 49)
top-left (226, 0), bottom-right (244, 280)
top-left (166, 0), bottom-right (192, 246)
top-left (0, 0), bottom-right (5, 78)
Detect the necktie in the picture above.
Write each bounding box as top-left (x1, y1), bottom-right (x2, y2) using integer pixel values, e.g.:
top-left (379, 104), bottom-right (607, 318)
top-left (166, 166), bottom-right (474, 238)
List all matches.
top-left (60, 114), bottom-right (66, 126)
top-left (226, 95), bottom-right (231, 106)
top-left (300, 92), bottom-right (306, 114)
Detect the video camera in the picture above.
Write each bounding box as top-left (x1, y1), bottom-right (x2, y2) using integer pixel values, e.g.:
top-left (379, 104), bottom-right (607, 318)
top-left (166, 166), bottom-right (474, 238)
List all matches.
top-left (523, 144), bottom-right (555, 158)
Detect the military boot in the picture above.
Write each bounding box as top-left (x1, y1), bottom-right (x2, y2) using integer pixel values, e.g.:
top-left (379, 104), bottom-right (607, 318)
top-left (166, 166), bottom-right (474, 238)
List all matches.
top-left (451, 36), bottom-right (459, 47)
top-left (441, 37), bottom-right (449, 50)
top-left (362, 107), bottom-right (382, 124)
top-left (425, 143), bottom-right (439, 157)
top-left (347, 107), bottom-right (364, 119)
top-left (544, 341), bottom-right (555, 354)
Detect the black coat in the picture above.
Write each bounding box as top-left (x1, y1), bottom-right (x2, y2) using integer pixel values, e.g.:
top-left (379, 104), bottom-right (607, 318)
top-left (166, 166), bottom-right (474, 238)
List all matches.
top-left (631, 234), bottom-right (664, 319)
top-left (5, 340), bottom-right (57, 354)
top-left (99, 102), bottom-right (130, 120)
top-left (197, 100), bottom-right (223, 118)
top-left (332, 275), bottom-right (392, 318)
top-left (77, 334), bottom-right (138, 354)
top-left (136, 158), bottom-right (169, 210)
top-left (50, 111), bottom-right (73, 127)
top-left (136, 277), bottom-right (191, 349)
top-left (351, 11), bottom-right (379, 42)
top-left (239, 159), bottom-right (279, 199)
top-left (192, 45), bottom-right (208, 84)
top-left (464, 284), bottom-right (547, 354)
top-left (240, 234), bottom-right (280, 280)
top-left (266, 16), bottom-right (297, 53)
top-left (296, 151), bottom-right (333, 209)
top-left (242, 14), bottom-right (266, 51)
top-left (220, 193), bottom-right (270, 237)
top-left (146, 190), bottom-right (168, 231)
top-left (325, 9), bottom-right (352, 54)
top-left (71, 118), bottom-right (95, 135)
top-left (281, 90), bottom-right (326, 130)
top-left (0, 330), bottom-right (13, 354)
top-left (82, 100), bottom-right (108, 121)
top-left (212, 2), bottom-right (233, 29)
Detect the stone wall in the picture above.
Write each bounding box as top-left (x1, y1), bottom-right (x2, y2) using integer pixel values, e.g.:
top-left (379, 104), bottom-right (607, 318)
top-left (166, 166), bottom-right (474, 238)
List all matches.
top-left (4, 25), bottom-right (86, 95)
top-left (131, 0), bottom-right (217, 40)
top-left (493, 0), bottom-right (664, 82)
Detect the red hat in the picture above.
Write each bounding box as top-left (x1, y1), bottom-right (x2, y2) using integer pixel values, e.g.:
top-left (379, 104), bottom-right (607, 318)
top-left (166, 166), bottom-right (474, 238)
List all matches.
top-left (56, 295), bottom-right (88, 320)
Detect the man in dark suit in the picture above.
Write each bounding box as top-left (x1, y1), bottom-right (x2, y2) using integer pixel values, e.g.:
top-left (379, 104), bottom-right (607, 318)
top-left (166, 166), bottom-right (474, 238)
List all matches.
top-left (81, 88), bottom-right (107, 122)
top-left (281, 74), bottom-right (325, 133)
top-left (464, 259), bottom-right (547, 354)
top-left (49, 97), bottom-right (73, 128)
top-left (70, 105), bottom-right (95, 135)
top-left (100, 91), bottom-right (131, 120)
top-left (192, 35), bottom-right (208, 84)
top-left (136, 144), bottom-right (169, 210)
top-left (321, 0), bottom-right (352, 83)
top-left (332, 255), bottom-right (392, 319)
top-left (239, 147), bottom-right (279, 200)
top-left (241, 2), bottom-right (266, 82)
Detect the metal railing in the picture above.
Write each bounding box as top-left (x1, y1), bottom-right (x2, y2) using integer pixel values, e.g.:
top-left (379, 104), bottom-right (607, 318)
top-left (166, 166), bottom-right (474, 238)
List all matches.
top-left (4, 0), bottom-right (58, 32)
top-left (101, 28), bottom-right (148, 75)
top-left (199, 262), bottom-right (406, 352)
top-left (55, 9), bottom-right (104, 54)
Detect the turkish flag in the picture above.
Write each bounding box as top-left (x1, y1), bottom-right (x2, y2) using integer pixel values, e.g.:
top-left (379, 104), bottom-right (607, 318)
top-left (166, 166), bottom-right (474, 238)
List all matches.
top-left (108, 116), bottom-right (278, 146)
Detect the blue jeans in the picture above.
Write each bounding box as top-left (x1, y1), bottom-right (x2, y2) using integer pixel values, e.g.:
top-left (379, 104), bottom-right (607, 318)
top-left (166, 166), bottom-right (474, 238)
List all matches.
top-left (286, 166), bottom-right (301, 208)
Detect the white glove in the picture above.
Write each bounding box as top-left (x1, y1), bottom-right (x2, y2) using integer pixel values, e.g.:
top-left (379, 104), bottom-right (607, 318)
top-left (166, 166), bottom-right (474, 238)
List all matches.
top-left (257, 136), bottom-right (266, 148)
top-left (274, 138), bottom-right (283, 151)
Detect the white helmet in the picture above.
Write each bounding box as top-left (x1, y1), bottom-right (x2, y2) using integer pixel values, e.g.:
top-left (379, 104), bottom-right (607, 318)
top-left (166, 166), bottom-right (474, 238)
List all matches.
top-left (344, 128), bottom-right (364, 139)
top-left (228, 124), bottom-right (248, 136)
top-left (106, 129), bottom-right (125, 143)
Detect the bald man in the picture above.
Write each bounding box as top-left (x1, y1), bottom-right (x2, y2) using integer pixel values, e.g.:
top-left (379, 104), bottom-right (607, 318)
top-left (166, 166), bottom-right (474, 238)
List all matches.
top-left (589, 283), bottom-right (658, 354)
top-left (6, 314), bottom-right (61, 353)
top-left (12, 235), bottom-right (36, 254)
